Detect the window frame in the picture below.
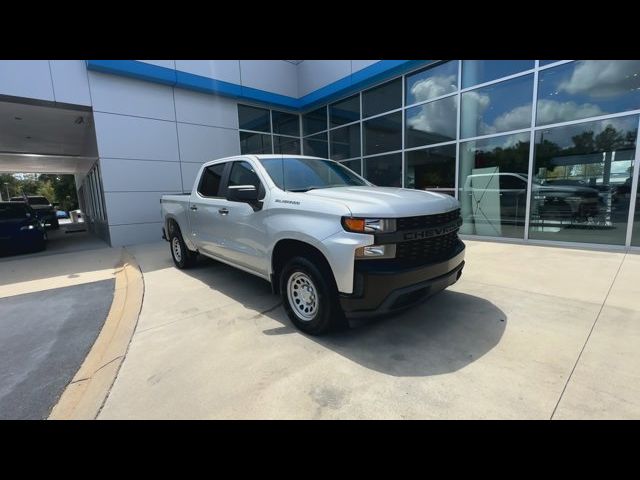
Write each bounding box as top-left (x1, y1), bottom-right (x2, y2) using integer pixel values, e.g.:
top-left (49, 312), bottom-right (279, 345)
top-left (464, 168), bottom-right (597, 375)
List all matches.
top-left (197, 162), bottom-right (230, 199)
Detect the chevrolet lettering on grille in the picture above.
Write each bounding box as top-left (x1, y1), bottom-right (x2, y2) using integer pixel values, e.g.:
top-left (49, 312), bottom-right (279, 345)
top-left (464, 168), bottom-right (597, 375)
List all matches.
top-left (403, 218), bottom-right (462, 241)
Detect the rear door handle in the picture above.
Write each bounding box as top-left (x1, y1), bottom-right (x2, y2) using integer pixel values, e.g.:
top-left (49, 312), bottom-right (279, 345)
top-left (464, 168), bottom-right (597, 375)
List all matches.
top-left (190, 205), bottom-right (198, 211)
top-left (218, 208), bottom-right (229, 215)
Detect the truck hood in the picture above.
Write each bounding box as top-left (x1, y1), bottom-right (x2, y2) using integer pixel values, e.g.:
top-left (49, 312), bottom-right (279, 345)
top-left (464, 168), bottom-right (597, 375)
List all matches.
top-left (303, 186), bottom-right (459, 217)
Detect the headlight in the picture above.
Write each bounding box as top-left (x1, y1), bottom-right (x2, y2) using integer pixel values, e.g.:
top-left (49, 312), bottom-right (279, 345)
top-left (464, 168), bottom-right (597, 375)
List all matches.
top-left (20, 225), bottom-right (35, 231)
top-left (341, 217), bottom-right (396, 234)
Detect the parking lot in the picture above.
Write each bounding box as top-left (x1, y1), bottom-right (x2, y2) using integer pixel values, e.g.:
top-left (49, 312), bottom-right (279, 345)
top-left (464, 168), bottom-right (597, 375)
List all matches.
top-left (96, 240), bottom-right (640, 419)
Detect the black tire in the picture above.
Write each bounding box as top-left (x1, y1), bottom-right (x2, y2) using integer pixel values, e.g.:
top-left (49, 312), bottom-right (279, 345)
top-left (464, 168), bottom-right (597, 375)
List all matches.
top-left (279, 256), bottom-right (346, 335)
top-left (169, 225), bottom-right (197, 269)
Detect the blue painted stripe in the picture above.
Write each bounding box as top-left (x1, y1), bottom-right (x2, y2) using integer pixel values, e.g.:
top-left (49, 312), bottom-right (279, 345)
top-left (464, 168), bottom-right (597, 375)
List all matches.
top-left (86, 59), bottom-right (436, 112)
top-left (240, 85), bottom-right (300, 110)
top-left (86, 60), bottom-right (177, 86)
top-left (175, 70), bottom-right (242, 97)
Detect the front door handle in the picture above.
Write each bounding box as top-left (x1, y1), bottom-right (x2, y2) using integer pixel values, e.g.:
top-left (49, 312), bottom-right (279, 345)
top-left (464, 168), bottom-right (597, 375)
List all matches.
top-left (190, 205), bottom-right (198, 211)
top-left (218, 208), bottom-right (229, 215)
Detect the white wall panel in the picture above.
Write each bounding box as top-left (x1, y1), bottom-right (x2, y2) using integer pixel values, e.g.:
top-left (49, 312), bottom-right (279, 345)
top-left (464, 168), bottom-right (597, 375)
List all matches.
top-left (49, 60), bottom-right (92, 106)
top-left (174, 89), bottom-right (238, 128)
top-left (297, 60), bottom-right (351, 97)
top-left (109, 222), bottom-right (164, 246)
top-left (93, 112), bottom-right (179, 161)
top-left (180, 162), bottom-right (205, 192)
top-left (104, 191), bottom-right (175, 225)
top-left (89, 72), bottom-right (175, 121)
top-left (177, 123), bottom-right (240, 164)
top-left (175, 60), bottom-right (241, 84)
top-left (100, 158), bottom-right (182, 192)
top-left (0, 60), bottom-right (54, 101)
top-left (240, 60), bottom-right (298, 98)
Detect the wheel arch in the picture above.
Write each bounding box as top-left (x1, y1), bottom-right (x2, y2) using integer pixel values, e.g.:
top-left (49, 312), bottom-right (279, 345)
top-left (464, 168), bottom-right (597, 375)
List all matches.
top-left (270, 238), bottom-right (336, 295)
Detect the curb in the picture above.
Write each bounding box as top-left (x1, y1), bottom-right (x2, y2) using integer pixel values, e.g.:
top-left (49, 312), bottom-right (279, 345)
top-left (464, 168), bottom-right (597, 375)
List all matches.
top-left (48, 248), bottom-right (144, 420)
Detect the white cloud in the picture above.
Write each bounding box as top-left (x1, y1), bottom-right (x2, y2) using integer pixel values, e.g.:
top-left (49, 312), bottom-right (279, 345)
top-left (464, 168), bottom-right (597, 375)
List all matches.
top-left (409, 74), bottom-right (457, 103)
top-left (491, 104), bottom-right (532, 133)
top-left (558, 60), bottom-right (640, 98)
top-left (536, 99), bottom-right (604, 125)
top-left (406, 95), bottom-right (457, 138)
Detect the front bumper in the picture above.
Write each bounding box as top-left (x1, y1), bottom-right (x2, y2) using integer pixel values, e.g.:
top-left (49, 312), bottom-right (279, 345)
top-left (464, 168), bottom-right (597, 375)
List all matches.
top-left (339, 242), bottom-right (465, 318)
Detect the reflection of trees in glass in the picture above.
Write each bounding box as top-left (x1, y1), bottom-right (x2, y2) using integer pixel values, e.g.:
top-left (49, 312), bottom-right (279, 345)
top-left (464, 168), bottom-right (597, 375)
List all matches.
top-left (469, 140), bottom-right (530, 172)
top-left (536, 124), bottom-right (638, 175)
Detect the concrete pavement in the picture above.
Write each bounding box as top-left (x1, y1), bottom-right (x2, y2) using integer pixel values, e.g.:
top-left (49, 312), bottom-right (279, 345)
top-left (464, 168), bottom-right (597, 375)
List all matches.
top-left (98, 240), bottom-right (640, 419)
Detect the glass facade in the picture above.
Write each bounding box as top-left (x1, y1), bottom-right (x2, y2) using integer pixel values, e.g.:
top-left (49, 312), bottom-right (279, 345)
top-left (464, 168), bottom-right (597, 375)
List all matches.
top-left (529, 116), bottom-right (637, 245)
top-left (241, 60), bottom-right (640, 248)
top-left (239, 104), bottom-right (301, 155)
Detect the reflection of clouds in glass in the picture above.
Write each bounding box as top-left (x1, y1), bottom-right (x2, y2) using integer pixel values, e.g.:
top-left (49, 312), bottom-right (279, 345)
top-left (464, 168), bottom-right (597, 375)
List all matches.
top-left (466, 91), bottom-right (607, 133)
top-left (536, 99), bottom-right (603, 125)
top-left (463, 90), bottom-right (529, 134)
top-left (406, 96), bottom-right (457, 137)
top-left (410, 74), bottom-right (457, 103)
top-left (558, 60), bottom-right (640, 98)
top-left (492, 104), bottom-right (532, 133)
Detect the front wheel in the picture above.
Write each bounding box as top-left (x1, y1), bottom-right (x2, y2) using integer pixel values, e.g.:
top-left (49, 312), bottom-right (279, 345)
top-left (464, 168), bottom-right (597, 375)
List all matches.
top-left (280, 256), bottom-right (345, 335)
top-left (169, 227), bottom-right (197, 269)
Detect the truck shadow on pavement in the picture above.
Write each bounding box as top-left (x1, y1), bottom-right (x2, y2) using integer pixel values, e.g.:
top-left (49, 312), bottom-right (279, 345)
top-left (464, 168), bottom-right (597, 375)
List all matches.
top-left (174, 255), bottom-right (507, 378)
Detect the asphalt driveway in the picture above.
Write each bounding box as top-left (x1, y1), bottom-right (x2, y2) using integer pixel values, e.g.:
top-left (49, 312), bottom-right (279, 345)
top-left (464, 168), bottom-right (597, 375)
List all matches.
top-left (0, 279), bottom-right (114, 419)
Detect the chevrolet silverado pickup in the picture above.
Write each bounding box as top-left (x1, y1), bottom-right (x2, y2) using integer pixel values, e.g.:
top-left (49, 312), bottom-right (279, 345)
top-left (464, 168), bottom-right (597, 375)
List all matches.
top-left (161, 155), bottom-right (465, 335)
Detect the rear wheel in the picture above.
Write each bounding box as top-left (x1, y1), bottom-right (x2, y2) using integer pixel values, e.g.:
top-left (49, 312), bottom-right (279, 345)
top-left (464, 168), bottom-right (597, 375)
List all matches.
top-left (280, 256), bottom-right (345, 335)
top-left (169, 225), bottom-right (197, 269)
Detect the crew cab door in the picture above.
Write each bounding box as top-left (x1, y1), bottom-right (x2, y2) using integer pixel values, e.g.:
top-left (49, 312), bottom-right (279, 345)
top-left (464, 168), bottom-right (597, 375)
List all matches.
top-left (214, 159), bottom-right (270, 276)
top-left (188, 161), bottom-right (230, 257)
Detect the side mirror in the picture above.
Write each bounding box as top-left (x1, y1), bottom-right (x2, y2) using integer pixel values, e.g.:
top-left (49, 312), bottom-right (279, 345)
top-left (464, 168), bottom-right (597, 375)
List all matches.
top-left (226, 185), bottom-right (259, 203)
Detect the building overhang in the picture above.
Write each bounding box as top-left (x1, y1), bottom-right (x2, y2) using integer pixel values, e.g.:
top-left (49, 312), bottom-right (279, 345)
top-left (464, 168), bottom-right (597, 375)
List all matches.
top-left (86, 60), bottom-right (436, 112)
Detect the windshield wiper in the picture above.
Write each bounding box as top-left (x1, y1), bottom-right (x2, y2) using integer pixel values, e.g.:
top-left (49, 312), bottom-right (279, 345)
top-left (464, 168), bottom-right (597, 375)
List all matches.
top-left (287, 186), bottom-right (327, 192)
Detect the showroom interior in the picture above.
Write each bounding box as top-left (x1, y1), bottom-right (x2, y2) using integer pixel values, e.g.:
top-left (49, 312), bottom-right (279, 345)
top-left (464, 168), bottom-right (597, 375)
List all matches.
top-left (0, 60), bottom-right (639, 250)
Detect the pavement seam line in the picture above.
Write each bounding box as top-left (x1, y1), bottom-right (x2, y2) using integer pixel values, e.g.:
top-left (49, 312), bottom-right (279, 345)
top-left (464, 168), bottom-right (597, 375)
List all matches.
top-left (549, 252), bottom-right (628, 420)
top-left (47, 248), bottom-right (144, 420)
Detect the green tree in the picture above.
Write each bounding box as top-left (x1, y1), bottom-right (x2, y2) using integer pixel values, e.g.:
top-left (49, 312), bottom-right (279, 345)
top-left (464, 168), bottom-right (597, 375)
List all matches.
top-left (39, 174), bottom-right (78, 210)
top-left (37, 181), bottom-right (56, 204)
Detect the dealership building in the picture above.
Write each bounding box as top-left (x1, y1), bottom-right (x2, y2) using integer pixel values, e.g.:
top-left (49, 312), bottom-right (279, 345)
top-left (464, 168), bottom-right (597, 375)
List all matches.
top-left (0, 59), bottom-right (639, 250)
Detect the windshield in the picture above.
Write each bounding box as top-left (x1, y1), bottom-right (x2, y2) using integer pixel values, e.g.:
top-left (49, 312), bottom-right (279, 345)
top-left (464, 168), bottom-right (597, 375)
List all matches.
top-left (27, 196), bottom-right (50, 205)
top-left (259, 157), bottom-right (368, 192)
top-left (0, 203), bottom-right (29, 220)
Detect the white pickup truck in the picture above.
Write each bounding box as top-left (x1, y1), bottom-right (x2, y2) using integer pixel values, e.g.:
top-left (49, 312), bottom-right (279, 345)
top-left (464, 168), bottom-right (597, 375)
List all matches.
top-left (161, 155), bottom-right (465, 335)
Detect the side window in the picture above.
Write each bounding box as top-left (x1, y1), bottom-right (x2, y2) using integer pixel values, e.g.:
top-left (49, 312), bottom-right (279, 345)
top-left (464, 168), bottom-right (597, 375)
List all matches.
top-left (198, 163), bottom-right (226, 197)
top-left (500, 175), bottom-right (526, 191)
top-left (228, 161), bottom-right (262, 192)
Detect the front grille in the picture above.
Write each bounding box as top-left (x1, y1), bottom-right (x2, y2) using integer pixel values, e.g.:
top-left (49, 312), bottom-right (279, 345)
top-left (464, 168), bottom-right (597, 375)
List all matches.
top-left (396, 208), bottom-right (460, 231)
top-left (396, 231), bottom-right (461, 263)
top-left (395, 209), bottom-right (462, 264)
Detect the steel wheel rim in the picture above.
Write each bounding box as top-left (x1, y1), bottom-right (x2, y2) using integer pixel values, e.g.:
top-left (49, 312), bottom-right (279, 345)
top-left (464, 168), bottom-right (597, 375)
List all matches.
top-left (287, 271), bottom-right (318, 322)
top-left (172, 237), bottom-right (182, 262)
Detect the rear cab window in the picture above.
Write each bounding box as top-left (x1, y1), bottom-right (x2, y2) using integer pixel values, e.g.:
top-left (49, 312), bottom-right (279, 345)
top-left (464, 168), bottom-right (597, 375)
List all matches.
top-left (197, 162), bottom-right (227, 198)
